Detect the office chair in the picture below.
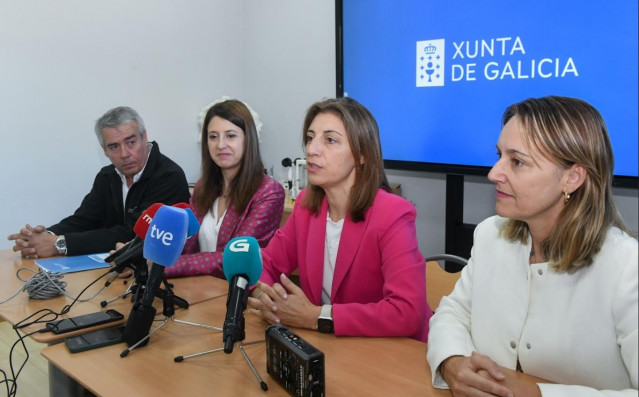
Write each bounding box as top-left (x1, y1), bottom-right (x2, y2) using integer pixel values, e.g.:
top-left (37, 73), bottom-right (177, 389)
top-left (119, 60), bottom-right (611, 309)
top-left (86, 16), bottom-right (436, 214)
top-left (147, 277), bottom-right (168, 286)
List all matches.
top-left (425, 254), bottom-right (467, 310)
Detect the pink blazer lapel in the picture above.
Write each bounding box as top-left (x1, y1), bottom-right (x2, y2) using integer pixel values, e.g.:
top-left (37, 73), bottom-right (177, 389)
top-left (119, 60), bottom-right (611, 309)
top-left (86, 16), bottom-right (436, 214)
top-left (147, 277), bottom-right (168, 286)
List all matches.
top-left (305, 199), bottom-right (329, 305)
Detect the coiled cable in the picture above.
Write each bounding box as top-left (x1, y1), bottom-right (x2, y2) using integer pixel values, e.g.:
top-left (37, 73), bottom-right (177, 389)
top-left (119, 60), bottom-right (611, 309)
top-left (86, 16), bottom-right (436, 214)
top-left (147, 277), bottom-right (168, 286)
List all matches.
top-left (18, 267), bottom-right (68, 299)
top-left (0, 267), bottom-right (109, 305)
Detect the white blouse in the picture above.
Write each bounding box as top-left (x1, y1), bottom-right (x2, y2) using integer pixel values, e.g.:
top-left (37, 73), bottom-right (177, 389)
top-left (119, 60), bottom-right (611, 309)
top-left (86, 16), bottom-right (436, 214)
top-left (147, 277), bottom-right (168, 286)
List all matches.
top-left (197, 197), bottom-right (226, 252)
top-left (321, 214), bottom-right (344, 305)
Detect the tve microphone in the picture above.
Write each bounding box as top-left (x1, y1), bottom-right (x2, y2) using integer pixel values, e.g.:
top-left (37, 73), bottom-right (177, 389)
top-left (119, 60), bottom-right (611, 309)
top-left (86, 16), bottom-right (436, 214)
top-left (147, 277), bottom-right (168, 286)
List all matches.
top-left (222, 236), bottom-right (263, 354)
top-left (104, 202), bottom-right (164, 266)
top-left (172, 202), bottom-right (200, 238)
top-left (104, 203), bottom-right (164, 287)
top-left (122, 206), bottom-right (188, 348)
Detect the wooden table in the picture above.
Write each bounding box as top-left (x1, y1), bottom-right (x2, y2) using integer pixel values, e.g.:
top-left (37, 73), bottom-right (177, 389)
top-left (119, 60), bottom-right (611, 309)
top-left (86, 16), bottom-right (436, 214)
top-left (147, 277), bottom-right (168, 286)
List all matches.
top-left (42, 295), bottom-right (451, 397)
top-left (0, 248), bottom-right (231, 396)
top-left (0, 249), bottom-right (228, 343)
top-left (3, 249), bottom-right (547, 397)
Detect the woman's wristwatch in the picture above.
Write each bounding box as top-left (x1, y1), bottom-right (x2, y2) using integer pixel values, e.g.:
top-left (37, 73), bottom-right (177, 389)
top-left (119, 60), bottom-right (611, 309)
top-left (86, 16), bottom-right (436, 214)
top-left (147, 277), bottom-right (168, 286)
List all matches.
top-left (317, 304), bottom-right (333, 333)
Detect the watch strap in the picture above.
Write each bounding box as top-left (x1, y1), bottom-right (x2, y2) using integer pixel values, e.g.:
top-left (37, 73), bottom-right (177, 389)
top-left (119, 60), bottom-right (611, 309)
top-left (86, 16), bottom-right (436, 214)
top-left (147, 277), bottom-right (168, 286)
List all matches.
top-left (320, 304), bottom-right (332, 320)
top-left (54, 235), bottom-right (67, 255)
top-left (317, 304), bottom-right (333, 333)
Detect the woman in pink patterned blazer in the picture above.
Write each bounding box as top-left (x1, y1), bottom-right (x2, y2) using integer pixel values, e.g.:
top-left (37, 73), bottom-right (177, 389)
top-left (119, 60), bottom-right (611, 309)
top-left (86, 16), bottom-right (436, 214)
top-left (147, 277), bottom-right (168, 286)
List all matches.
top-left (164, 99), bottom-right (284, 279)
top-left (247, 97), bottom-right (432, 342)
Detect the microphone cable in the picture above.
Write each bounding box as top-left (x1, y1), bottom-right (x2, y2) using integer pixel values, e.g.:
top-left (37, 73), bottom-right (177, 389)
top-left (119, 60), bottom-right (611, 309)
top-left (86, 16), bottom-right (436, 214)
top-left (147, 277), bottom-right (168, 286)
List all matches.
top-left (0, 327), bottom-right (41, 397)
top-left (0, 268), bottom-right (113, 397)
top-left (12, 268), bottom-right (113, 331)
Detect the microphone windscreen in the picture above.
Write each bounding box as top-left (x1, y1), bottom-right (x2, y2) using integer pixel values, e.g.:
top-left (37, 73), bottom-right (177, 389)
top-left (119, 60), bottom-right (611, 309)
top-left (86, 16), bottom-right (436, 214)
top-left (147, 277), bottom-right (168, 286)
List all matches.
top-left (123, 304), bottom-right (156, 347)
top-left (222, 237), bottom-right (263, 286)
top-left (143, 206), bottom-right (188, 267)
top-left (133, 203), bottom-right (164, 239)
top-left (172, 203), bottom-right (200, 238)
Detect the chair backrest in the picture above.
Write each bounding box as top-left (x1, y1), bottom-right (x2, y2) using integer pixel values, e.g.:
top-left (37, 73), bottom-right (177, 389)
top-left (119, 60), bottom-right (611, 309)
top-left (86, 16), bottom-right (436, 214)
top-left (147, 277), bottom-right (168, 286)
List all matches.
top-left (425, 255), bottom-right (466, 310)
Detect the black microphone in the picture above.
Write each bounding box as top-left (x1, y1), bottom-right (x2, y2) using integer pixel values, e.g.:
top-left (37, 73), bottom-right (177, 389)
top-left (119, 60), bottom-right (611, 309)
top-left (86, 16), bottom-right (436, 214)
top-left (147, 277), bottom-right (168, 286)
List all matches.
top-left (109, 238), bottom-right (144, 272)
top-left (103, 237), bottom-right (137, 264)
top-left (224, 274), bottom-right (250, 353)
top-left (221, 237), bottom-right (263, 354)
top-left (104, 203), bottom-right (163, 263)
top-left (103, 239), bottom-right (145, 288)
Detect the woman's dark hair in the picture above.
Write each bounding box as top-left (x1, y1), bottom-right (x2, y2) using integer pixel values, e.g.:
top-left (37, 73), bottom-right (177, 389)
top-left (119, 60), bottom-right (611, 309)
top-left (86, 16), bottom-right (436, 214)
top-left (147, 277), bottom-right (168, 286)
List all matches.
top-left (193, 99), bottom-right (264, 216)
top-left (301, 97), bottom-right (390, 222)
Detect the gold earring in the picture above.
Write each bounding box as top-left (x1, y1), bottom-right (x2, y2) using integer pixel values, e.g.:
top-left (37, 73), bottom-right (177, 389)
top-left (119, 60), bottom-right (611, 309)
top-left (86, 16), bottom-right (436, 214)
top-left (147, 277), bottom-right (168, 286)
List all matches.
top-left (563, 191), bottom-right (571, 204)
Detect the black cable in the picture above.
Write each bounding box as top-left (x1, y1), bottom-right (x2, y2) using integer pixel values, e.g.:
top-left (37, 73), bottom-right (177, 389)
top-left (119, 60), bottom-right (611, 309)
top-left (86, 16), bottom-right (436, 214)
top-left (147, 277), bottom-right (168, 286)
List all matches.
top-left (0, 268), bottom-right (113, 396)
top-left (14, 269), bottom-right (112, 331)
top-left (0, 327), bottom-right (41, 397)
top-left (0, 366), bottom-right (10, 397)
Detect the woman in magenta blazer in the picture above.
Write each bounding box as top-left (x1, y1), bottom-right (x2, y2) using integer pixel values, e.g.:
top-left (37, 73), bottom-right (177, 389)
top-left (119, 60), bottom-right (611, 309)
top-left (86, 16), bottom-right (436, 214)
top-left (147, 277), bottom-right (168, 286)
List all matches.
top-left (163, 99), bottom-right (284, 279)
top-left (248, 97), bottom-right (432, 342)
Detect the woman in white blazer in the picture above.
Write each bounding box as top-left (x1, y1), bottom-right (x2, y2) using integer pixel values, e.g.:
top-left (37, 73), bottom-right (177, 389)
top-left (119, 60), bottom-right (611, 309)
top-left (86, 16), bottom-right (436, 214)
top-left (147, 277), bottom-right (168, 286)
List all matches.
top-left (427, 96), bottom-right (638, 397)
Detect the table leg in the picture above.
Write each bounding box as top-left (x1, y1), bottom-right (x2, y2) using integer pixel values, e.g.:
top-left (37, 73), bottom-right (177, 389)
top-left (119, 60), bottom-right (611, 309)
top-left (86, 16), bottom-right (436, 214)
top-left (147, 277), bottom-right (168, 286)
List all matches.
top-left (49, 361), bottom-right (88, 397)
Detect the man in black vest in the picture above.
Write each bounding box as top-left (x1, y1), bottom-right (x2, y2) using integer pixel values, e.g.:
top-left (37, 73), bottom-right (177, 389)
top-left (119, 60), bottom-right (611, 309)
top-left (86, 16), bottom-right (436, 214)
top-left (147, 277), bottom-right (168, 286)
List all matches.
top-left (8, 106), bottom-right (190, 258)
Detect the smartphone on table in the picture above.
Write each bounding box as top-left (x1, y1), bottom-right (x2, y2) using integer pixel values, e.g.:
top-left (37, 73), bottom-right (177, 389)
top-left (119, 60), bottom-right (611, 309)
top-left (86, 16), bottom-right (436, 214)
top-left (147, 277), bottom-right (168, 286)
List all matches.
top-left (65, 326), bottom-right (124, 353)
top-left (46, 309), bottom-right (124, 334)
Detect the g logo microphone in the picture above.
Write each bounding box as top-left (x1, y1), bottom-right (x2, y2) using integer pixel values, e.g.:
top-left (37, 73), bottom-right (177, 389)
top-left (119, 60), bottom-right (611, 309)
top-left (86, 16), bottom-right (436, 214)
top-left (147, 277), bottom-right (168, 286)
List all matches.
top-left (221, 237), bottom-right (263, 353)
top-left (229, 238), bottom-right (250, 253)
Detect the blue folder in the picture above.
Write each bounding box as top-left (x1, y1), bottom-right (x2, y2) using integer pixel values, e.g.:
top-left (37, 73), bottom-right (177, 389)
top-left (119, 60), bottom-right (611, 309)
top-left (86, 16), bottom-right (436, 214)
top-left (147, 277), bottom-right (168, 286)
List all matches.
top-left (35, 253), bottom-right (110, 274)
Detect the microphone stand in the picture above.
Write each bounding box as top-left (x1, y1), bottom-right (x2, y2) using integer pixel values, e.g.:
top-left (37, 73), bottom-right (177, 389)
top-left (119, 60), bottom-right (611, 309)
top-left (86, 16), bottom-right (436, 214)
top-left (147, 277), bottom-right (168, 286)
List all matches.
top-left (159, 278), bottom-right (189, 309)
top-left (168, 293), bottom-right (221, 332)
top-left (101, 259), bottom-right (190, 310)
top-left (100, 256), bottom-right (147, 308)
top-left (173, 312), bottom-right (268, 391)
top-left (100, 278), bottom-right (134, 308)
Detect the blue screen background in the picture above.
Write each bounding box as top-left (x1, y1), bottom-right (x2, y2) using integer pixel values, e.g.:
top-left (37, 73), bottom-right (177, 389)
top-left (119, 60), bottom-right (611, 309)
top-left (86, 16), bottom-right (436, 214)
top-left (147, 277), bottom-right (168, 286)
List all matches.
top-left (343, 0), bottom-right (638, 178)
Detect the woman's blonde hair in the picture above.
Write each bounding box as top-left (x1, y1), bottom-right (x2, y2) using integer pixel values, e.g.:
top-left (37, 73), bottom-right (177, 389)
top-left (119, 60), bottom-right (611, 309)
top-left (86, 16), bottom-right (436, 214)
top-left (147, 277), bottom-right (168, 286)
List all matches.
top-left (499, 96), bottom-right (632, 272)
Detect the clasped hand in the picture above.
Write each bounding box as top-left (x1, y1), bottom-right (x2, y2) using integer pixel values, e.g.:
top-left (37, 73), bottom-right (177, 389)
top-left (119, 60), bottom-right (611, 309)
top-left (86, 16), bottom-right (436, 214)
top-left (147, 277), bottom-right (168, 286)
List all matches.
top-left (248, 273), bottom-right (321, 331)
top-left (7, 224), bottom-right (57, 259)
top-left (442, 351), bottom-right (541, 397)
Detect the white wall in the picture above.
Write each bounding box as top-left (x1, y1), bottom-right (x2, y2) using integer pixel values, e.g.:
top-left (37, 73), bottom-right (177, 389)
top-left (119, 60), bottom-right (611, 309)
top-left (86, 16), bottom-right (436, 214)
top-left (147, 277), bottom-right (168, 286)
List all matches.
top-left (242, 1), bottom-right (336, 182)
top-left (0, 0), bottom-right (245, 248)
top-left (1, 0), bottom-right (637, 256)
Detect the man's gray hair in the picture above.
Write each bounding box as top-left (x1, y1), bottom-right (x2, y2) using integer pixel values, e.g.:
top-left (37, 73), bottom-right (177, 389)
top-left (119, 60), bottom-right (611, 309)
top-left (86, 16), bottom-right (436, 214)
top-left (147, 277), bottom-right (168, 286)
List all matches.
top-left (94, 106), bottom-right (146, 146)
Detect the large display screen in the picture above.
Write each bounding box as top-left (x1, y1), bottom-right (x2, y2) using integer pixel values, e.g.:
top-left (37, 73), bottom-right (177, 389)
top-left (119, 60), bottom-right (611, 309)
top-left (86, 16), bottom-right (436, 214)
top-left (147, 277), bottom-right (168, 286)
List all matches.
top-left (338, 0), bottom-right (638, 185)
